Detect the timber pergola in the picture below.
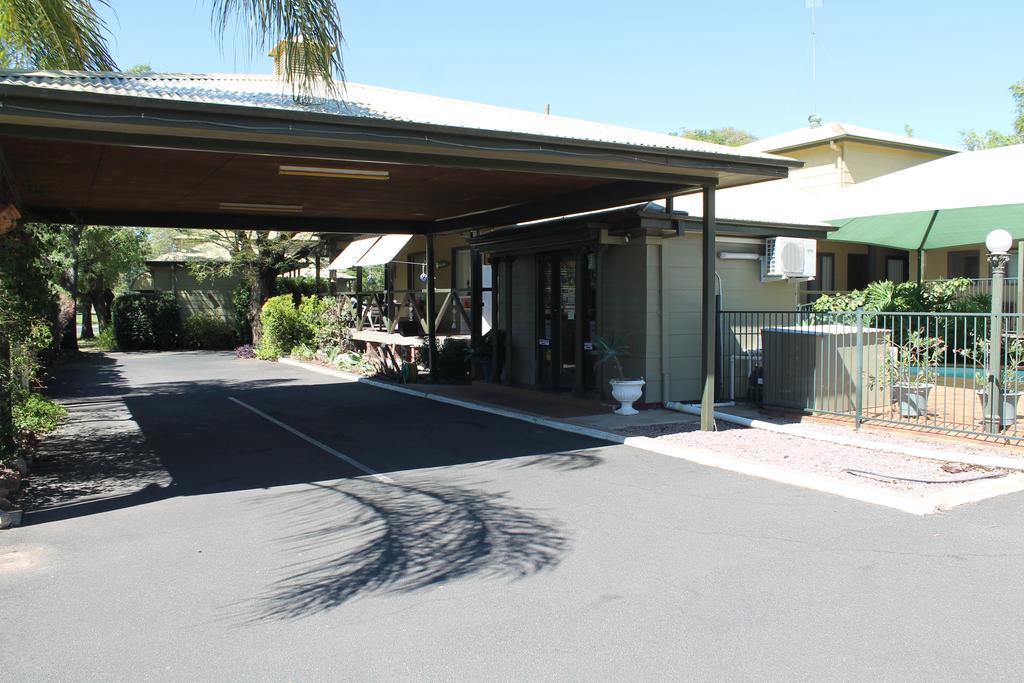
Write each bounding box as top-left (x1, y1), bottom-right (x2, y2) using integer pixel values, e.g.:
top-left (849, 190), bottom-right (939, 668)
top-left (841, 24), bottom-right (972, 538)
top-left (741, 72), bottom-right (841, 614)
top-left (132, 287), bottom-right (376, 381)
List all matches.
top-left (0, 71), bottom-right (801, 428)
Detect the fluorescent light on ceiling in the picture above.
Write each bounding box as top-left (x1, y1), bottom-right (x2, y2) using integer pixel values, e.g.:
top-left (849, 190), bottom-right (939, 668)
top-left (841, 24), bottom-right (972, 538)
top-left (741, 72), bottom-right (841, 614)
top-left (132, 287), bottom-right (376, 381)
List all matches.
top-left (219, 202), bottom-right (303, 214)
top-left (279, 165), bottom-right (390, 181)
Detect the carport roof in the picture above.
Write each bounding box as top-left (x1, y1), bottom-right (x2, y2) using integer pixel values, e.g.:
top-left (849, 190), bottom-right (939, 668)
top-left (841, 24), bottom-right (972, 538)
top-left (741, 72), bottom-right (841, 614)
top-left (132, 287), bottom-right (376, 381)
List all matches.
top-left (0, 71), bottom-right (801, 234)
top-left (0, 72), bottom-right (791, 160)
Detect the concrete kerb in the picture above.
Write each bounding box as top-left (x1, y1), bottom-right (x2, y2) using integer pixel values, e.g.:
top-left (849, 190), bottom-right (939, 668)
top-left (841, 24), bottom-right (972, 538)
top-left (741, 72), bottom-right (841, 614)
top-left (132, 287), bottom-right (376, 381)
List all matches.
top-left (275, 358), bottom-right (1024, 515)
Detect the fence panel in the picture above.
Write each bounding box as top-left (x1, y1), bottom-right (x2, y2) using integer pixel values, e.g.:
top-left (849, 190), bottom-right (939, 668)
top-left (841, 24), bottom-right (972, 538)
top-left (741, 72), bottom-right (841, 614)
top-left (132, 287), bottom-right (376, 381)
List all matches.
top-left (719, 309), bottom-right (1023, 443)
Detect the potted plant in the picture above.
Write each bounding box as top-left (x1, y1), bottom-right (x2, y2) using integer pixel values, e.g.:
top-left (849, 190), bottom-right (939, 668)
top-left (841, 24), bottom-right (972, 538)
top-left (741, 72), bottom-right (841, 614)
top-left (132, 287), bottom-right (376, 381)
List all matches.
top-left (958, 336), bottom-right (1024, 430)
top-left (873, 329), bottom-right (945, 418)
top-left (592, 336), bottom-right (645, 416)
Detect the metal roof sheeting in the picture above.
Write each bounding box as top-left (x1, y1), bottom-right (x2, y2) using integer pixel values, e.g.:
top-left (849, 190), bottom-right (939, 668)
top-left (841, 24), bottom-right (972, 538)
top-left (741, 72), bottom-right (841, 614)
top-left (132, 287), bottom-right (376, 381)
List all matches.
top-left (740, 121), bottom-right (959, 155)
top-left (0, 71), bottom-right (791, 161)
top-left (659, 180), bottom-right (832, 228)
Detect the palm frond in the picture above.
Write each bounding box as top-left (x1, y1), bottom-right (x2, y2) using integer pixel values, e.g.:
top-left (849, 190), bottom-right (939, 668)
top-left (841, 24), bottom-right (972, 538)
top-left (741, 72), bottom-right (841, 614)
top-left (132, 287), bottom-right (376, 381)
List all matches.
top-left (208, 0), bottom-right (345, 100)
top-left (0, 0), bottom-right (115, 70)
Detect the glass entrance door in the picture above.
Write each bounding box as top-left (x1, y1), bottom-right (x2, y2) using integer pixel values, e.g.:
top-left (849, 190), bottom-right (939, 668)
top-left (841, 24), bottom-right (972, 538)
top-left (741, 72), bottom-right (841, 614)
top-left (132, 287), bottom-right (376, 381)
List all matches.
top-left (536, 252), bottom-right (586, 390)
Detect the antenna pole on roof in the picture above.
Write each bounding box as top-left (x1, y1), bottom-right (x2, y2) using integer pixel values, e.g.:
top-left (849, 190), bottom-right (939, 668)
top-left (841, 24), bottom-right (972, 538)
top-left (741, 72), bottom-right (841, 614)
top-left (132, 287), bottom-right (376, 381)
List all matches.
top-left (806, 0), bottom-right (823, 124)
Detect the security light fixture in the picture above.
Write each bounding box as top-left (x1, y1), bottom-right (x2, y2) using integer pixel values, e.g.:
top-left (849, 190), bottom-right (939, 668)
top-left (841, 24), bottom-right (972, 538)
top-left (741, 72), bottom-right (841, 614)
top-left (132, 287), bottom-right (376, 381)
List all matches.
top-left (218, 202), bottom-right (303, 214)
top-left (278, 165), bottom-right (390, 181)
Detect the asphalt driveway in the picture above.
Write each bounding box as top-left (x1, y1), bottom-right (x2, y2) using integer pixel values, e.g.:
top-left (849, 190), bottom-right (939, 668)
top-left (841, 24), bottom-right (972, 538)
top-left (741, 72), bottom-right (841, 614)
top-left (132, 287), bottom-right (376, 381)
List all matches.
top-left (5, 351), bottom-right (1024, 680)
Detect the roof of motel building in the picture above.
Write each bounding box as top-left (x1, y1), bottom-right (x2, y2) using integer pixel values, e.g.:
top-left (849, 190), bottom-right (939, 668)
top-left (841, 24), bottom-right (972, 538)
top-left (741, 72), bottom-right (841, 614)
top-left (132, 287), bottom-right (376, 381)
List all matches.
top-left (739, 121), bottom-right (959, 155)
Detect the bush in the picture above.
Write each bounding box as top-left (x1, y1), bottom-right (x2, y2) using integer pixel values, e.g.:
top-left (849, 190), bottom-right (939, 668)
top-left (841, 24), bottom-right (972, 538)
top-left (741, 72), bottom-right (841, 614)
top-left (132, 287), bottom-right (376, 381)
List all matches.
top-left (314, 297), bottom-right (356, 352)
top-left (433, 338), bottom-right (471, 383)
top-left (13, 393), bottom-right (67, 436)
top-left (182, 314), bottom-right (237, 350)
top-left (257, 295), bottom-right (309, 359)
top-left (290, 343), bottom-right (316, 361)
top-left (111, 293), bottom-right (181, 350)
top-left (298, 295), bottom-right (331, 334)
top-left (811, 278), bottom-right (979, 314)
top-left (95, 325), bottom-right (118, 351)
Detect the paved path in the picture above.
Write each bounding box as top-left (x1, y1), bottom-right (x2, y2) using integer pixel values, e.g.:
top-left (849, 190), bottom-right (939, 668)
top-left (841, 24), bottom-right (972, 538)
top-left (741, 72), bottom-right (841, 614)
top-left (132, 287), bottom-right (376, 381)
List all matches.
top-left (5, 351), bottom-right (1024, 680)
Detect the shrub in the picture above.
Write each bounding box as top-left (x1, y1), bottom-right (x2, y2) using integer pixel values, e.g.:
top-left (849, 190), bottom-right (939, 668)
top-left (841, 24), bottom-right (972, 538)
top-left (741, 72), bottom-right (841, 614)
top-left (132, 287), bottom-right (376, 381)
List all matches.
top-left (298, 295), bottom-right (331, 334)
top-left (433, 338), bottom-right (471, 383)
top-left (290, 343), bottom-right (316, 361)
top-left (257, 295), bottom-right (308, 359)
top-left (314, 297), bottom-right (356, 352)
top-left (13, 393), bottom-right (67, 436)
top-left (811, 278), bottom-right (978, 314)
top-left (111, 293), bottom-right (181, 350)
top-left (95, 325), bottom-right (118, 351)
top-left (182, 314), bottom-right (237, 350)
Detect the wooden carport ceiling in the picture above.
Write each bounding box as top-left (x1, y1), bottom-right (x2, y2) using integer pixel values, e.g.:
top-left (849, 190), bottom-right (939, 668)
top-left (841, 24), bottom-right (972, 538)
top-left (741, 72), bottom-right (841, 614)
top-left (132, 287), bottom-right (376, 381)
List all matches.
top-left (3, 136), bottom-right (616, 232)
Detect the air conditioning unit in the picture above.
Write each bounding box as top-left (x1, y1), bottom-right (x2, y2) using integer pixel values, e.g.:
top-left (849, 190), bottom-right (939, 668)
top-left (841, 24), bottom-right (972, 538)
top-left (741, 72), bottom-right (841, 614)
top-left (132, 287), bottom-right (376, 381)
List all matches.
top-left (762, 237), bottom-right (816, 281)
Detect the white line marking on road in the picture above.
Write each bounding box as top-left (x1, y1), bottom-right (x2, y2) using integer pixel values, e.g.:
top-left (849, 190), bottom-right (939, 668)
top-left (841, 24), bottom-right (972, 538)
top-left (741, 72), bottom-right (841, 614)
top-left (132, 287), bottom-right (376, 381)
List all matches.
top-left (228, 396), bottom-right (393, 483)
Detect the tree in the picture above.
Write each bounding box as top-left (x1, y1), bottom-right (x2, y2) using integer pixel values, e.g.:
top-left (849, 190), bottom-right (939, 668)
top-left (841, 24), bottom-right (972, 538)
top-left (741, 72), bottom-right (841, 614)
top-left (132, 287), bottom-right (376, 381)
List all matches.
top-left (670, 127), bottom-right (757, 147)
top-left (34, 225), bottom-right (148, 341)
top-left (0, 0), bottom-right (344, 95)
top-left (187, 230), bottom-right (321, 344)
top-left (960, 79), bottom-right (1024, 150)
top-left (75, 226), bottom-right (149, 333)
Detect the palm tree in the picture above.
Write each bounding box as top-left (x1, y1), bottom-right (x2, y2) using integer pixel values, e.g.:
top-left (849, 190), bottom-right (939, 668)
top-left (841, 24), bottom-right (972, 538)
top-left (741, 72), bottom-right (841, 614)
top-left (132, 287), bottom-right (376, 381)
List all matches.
top-left (0, 0), bottom-right (344, 95)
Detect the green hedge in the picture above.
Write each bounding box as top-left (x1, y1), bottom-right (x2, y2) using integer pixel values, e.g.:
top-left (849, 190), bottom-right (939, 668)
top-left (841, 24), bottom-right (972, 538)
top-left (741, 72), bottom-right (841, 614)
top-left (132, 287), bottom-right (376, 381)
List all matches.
top-left (111, 293), bottom-right (182, 350)
top-left (276, 276), bottom-right (319, 305)
top-left (182, 314), bottom-right (237, 350)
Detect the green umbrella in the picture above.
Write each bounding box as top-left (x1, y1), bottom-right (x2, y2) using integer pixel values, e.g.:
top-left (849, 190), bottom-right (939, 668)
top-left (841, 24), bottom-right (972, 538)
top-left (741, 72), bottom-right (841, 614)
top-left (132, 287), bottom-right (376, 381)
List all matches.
top-left (825, 144), bottom-right (1024, 254)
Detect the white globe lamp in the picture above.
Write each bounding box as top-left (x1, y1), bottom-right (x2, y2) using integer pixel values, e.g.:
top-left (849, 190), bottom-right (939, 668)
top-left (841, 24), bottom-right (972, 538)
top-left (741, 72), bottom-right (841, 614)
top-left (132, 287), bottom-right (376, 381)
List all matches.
top-left (985, 229), bottom-right (1013, 255)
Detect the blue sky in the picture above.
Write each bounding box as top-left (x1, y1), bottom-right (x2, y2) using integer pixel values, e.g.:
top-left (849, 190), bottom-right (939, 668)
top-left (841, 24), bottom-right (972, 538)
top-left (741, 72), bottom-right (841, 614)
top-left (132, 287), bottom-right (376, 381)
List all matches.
top-left (98, 1), bottom-right (1023, 148)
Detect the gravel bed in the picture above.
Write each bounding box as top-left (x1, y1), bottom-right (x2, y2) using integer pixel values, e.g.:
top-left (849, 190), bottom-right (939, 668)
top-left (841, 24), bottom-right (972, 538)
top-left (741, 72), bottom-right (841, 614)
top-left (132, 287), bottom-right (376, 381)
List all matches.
top-left (616, 421), bottom-right (1010, 495)
top-left (749, 413), bottom-right (1024, 459)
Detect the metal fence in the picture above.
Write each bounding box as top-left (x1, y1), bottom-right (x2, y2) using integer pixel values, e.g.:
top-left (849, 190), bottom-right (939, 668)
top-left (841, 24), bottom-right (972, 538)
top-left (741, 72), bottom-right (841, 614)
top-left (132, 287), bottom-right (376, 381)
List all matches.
top-left (931, 277), bottom-right (1020, 313)
top-left (719, 309), bottom-right (1024, 442)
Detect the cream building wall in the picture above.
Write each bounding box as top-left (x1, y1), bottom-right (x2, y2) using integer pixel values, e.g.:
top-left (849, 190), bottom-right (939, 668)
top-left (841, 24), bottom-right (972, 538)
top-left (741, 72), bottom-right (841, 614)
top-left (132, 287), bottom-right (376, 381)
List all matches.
top-left (149, 264), bottom-right (241, 323)
top-left (773, 139), bottom-right (954, 292)
top-left (628, 235), bottom-right (801, 404)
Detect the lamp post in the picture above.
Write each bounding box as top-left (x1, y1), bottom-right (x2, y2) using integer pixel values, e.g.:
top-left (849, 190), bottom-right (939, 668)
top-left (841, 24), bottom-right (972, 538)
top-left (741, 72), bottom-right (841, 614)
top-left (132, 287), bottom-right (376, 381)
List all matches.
top-left (985, 229), bottom-right (1013, 433)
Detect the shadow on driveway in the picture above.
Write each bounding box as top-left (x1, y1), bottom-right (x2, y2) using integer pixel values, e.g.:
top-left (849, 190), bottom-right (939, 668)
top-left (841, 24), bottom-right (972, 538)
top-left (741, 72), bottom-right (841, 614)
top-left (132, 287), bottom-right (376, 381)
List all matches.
top-left (26, 352), bottom-right (608, 616)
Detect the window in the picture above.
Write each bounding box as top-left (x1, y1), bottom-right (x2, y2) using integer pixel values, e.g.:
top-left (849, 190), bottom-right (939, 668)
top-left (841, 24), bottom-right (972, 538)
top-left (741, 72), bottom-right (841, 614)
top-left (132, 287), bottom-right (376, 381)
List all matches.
top-left (809, 253), bottom-right (835, 291)
top-left (885, 257), bottom-right (909, 284)
top-left (947, 250), bottom-right (980, 279)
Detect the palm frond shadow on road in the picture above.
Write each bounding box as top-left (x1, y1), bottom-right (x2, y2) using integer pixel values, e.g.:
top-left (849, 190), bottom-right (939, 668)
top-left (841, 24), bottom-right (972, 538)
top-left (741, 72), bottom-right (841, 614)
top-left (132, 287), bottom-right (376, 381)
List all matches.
top-left (248, 477), bottom-right (570, 621)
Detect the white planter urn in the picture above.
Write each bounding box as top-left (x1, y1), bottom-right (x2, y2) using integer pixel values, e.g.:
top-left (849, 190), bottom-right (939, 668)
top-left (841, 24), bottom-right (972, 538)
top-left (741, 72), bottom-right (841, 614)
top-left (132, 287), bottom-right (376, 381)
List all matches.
top-left (610, 378), bottom-right (645, 416)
